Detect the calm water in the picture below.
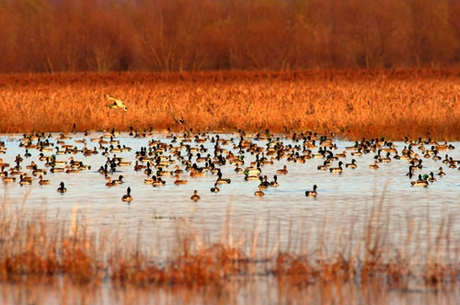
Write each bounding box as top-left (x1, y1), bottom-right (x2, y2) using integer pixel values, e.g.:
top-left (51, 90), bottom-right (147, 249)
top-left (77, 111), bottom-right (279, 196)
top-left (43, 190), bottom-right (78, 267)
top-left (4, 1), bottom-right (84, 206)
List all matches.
top-left (2, 278), bottom-right (459, 305)
top-left (2, 132), bottom-right (459, 241)
top-left (1, 131), bottom-right (460, 304)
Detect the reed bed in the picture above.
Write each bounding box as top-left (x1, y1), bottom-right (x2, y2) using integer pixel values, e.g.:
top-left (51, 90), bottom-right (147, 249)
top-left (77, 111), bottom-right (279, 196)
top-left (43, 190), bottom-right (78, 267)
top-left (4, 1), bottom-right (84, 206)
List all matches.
top-left (1, 196), bottom-right (460, 302)
top-left (1, 69), bottom-right (460, 140)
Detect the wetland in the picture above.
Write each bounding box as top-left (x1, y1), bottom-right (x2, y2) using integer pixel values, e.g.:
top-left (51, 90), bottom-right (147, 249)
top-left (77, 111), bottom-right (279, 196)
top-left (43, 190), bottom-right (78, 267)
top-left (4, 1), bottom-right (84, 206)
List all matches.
top-left (2, 70), bottom-right (460, 304)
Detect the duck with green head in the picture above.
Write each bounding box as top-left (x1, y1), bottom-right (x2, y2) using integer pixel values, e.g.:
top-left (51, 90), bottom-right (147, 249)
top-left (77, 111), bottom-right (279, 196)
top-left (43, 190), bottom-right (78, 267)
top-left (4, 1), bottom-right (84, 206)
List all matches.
top-left (411, 174), bottom-right (429, 187)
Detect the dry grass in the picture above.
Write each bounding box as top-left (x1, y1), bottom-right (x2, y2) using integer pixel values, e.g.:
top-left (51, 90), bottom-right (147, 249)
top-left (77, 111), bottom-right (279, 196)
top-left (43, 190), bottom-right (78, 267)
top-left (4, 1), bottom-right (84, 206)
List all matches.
top-left (1, 69), bottom-right (460, 140)
top-left (1, 196), bottom-right (460, 294)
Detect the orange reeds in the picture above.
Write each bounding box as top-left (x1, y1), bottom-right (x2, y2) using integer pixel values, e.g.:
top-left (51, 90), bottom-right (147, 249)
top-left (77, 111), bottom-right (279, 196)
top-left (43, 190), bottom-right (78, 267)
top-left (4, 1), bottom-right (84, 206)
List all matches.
top-left (1, 69), bottom-right (460, 140)
top-left (108, 243), bottom-right (248, 287)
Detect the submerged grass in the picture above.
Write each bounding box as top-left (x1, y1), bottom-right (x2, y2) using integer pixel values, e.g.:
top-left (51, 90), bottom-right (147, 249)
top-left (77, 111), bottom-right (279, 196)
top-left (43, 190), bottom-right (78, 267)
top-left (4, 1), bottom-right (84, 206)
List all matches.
top-left (0, 69), bottom-right (460, 140)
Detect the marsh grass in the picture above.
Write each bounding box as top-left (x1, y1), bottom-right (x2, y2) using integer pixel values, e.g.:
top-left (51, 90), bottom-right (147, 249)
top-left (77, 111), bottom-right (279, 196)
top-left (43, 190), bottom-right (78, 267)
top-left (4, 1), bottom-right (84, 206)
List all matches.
top-left (1, 69), bottom-right (460, 140)
top-left (1, 194), bottom-right (460, 302)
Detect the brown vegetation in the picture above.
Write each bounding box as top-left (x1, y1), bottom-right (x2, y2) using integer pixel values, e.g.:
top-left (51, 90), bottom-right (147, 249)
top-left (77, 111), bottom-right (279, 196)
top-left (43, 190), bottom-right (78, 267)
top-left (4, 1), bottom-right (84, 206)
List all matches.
top-left (0, 0), bottom-right (459, 73)
top-left (1, 69), bottom-right (460, 140)
top-left (0, 198), bottom-right (459, 297)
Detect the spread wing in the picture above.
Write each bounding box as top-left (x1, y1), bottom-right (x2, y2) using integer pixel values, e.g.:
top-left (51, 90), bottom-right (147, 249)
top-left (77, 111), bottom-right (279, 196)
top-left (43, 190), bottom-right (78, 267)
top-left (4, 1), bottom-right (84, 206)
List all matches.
top-left (107, 95), bottom-right (128, 111)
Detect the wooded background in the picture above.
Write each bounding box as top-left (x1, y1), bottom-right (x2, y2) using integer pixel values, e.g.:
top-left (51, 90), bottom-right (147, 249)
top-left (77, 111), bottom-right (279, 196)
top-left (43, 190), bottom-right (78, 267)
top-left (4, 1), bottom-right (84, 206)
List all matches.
top-left (0, 0), bottom-right (459, 73)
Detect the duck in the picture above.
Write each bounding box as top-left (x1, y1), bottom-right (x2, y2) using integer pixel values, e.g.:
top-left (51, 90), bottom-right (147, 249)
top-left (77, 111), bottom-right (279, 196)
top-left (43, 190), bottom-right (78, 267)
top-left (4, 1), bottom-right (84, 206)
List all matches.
top-left (65, 166), bottom-right (81, 174)
top-left (174, 174), bottom-right (188, 185)
top-left (406, 167), bottom-right (414, 178)
top-left (2, 172), bottom-right (16, 183)
top-left (109, 145), bottom-right (122, 154)
top-left (38, 175), bottom-right (50, 185)
top-left (23, 149), bottom-right (32, 158)
top-left (143, 163), bottom-right (153, 176)
top-left (0, 159), bottom-right (10, 168)
top-left (329, 161), bottom-right (343, 173)
top-left (269, 175), bottom-right (279, 187)
top-left (55, 147), bottom-right (66, 155)
top-left (379, 152), bottom-right (392, 163)
top-left (122, 187), bottom-right (133, 203)
top-left (190, 190), bottom-right (201, 201)
top-left (442, 154), bottom-right (450, 164)
top-left (317, 161), bottom-right (329, 171)
top-left (437, 167), bottom-right (446, 177)
top-left (254, 185), bottom-right (265, 196)
top-left (19, 174), bottom-right (33, 185)
top-left (50, 157), bottom-right (66, 167)
top-left (38, 153), bottom-right (50, 161)
top-left (26, 161), bottom-right (36, 170)
top-left (152, 176), bottom-right (166, 187)
top-left (50, 166), bottom-right (65, 173)
top-left (112, 175), bottom-right (124, 184)
top-left (210, 183), bottom-right (220, 193)
top-left (134, 161), bottom-right (146, 171)
top-left (345, 159), bottom-right (357, 169)
top-left (79, 143), bottom-right (91, 153)
top-left (57, 181), bottom-right (67, 193)
top-left (189, 168), bottom-right (206, 177)
top-left (258, 175), bottom-right (270, 189)
top-left (216, 171), bottom-right (231, 184)
top-left (173, 165), bottom-right (184, 175)
top-left (432, 152), bottom-right (441, 161)
top-left (276, 165), bottom-right (289, 175)
top-left (409, 159), bottom-right (423, 171)
top-left (118, 159), bottom-right (132, 167)
top-left (107, 95), bottom-right (128, 111)
top-left (32, 164), bottom-right (47, 176)
top-left (428, 172), bottom-right (436, 183)
top-left (143, 175), bottom-right (154, 184)
top-left (105, 177), bottom-right (117, 187)
top-left (305, 185), bottom-right (318, 197)
top-left (78, 162), bottom-right (91, 171)
top-left (9, 167), bottom-right (23, 175)
top-left (369, 160), bottom-right (379, 170)
top-left (335, 151), bottom-right (347, 159)
top-left (244, 166), bottom-right (261, 176)
top-left (411, 174), bottom-right (429, 187)
top-left (244, 172), bottom-right (259, 181)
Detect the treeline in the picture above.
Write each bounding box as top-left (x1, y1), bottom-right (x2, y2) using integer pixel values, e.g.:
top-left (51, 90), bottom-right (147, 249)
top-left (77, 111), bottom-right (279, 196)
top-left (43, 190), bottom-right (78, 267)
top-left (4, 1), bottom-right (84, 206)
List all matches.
top-left (0, 0), bottom-right (459, 73)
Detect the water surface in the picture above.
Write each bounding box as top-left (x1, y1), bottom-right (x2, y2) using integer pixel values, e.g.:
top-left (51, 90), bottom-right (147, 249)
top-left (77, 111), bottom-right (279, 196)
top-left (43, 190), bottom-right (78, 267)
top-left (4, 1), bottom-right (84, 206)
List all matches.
top-left (2, 132), bottom-right (459, 246)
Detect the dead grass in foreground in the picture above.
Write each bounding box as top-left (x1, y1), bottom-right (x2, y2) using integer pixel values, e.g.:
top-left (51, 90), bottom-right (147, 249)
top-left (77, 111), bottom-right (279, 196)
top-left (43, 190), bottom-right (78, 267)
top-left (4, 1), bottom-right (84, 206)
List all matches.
top-left (1, 199), bottom-right (460, 293)
top-left (1, 69), bottom-right (460, 140)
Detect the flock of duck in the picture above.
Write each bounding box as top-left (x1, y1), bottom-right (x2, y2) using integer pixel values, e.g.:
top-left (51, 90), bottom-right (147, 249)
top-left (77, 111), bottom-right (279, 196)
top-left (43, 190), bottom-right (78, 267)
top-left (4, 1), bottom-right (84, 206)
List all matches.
top-left (0, 129), bottom-right (458, 204)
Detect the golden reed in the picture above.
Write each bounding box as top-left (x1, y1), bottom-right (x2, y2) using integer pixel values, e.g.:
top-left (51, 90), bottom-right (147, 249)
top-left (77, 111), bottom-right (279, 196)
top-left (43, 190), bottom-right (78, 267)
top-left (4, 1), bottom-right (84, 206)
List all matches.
top-left (1, 69), bottom-right (459, 140)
